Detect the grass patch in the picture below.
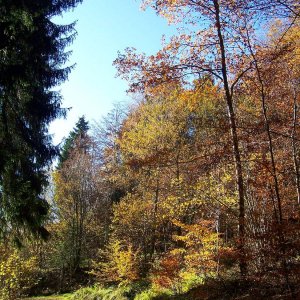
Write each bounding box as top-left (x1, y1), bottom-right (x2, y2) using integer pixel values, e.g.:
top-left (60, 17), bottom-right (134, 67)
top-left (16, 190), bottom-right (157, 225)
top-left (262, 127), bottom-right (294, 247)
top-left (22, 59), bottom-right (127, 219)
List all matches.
top-left (23, 293), bottom-right (73, 300)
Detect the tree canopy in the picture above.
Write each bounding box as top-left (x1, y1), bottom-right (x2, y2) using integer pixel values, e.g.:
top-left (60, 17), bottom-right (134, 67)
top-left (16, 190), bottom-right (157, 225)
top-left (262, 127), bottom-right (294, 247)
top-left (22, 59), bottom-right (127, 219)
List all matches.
top-left (58, 116), bottom-right (89, 168)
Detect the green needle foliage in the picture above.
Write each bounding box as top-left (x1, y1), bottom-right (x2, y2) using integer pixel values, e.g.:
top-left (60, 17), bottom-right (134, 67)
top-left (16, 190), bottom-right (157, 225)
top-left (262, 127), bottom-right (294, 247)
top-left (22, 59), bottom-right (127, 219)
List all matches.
top-left (0, 0), bottom-right (82, 240)
top-left (58, 116), bottom-right (89, 168)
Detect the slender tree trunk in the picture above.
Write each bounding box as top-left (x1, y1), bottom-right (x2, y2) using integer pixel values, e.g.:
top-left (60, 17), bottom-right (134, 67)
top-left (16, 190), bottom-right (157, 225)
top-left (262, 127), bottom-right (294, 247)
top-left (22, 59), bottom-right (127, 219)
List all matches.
top-left (213, 0), bottom-right (246, 276)
top-left (246, 35), bottom-right (294, 292)
top-left (291, 84), bottom-right (300, 208)
top-left (150, 169), bottom-right (160, 263)
top-left (250, 51), bottom-right (283, 223)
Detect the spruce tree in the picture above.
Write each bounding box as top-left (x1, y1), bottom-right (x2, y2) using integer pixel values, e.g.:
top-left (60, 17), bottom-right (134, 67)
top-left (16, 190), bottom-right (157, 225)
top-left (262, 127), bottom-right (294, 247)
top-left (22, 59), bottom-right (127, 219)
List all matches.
top-left (58, 116), bottom-right (89, 168)
top-left (0, 0), bottom-right (82, 239)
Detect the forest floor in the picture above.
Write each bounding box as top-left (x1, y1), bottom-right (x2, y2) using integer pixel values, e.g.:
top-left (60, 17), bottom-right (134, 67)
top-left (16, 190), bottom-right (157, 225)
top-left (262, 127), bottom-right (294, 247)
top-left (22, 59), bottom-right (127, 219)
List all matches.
top-left (24, 294), bottom-right (72, 300)
top-left (24, 288), bottom-right (298, 300)
top-left (23, 279), bottom-right (300, 300)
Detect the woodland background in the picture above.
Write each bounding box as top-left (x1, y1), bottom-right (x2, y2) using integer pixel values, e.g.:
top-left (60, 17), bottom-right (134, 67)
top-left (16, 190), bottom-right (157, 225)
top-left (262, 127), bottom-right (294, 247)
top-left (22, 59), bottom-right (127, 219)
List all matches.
top-left (1, 0), bottom-right (300, 299)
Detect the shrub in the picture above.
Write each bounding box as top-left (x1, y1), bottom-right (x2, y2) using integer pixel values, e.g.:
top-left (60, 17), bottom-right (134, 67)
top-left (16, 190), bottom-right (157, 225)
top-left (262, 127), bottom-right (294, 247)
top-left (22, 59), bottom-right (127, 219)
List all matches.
top-left (91, 239), bottom-right (140, 285)
top-left (0, 247), bottom-right (39, 299)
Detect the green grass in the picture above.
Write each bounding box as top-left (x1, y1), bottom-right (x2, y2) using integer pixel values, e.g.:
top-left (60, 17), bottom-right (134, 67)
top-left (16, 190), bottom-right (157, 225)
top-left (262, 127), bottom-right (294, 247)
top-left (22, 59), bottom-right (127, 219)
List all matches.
top-left (23, 293), bottom-right (73, 300)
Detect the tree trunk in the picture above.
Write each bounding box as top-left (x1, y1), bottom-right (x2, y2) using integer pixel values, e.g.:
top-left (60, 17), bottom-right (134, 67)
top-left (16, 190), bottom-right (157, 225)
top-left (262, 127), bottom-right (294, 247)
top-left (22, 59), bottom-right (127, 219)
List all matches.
top-left (213, 0), bottom-right (247, 276)
top-left (291, 84), bottom-right (300, 209)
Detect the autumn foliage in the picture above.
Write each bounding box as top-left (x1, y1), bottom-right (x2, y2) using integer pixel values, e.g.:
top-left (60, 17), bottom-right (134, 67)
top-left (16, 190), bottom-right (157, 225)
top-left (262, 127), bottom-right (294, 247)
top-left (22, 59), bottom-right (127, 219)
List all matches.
top-left (1, 1), bottom-right (300, 299)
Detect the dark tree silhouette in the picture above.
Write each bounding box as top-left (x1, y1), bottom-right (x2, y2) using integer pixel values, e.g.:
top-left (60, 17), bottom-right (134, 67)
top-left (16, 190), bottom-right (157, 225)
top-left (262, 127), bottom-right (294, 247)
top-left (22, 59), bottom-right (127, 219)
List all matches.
top-left (0, 0), bottom-right (82, 240)
top-left (58, 116), bottom-right (90, 168)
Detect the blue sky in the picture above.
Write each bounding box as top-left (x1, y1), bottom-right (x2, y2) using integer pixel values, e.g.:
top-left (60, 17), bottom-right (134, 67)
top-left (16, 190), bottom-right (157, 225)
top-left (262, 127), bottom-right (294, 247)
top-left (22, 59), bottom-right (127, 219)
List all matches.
top-left (50, 0), bottom-right (176, 144)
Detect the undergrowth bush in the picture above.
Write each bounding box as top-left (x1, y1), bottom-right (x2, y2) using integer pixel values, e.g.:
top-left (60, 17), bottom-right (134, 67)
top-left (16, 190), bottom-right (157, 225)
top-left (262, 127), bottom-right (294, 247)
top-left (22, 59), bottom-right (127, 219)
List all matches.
top-left (0, 247), bottom-right (39, 300)
top-left (71, 274), bottom-right (205, 300)
top-left (91, 239), bottom-right (140, 285)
